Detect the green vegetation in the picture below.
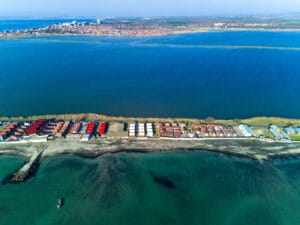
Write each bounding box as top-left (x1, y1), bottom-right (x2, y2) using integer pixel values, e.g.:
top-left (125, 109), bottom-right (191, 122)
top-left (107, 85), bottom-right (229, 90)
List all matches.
top-left (1, 114), bottom-right (300, 127)
top-left (290, 134), bottom-right (300, 141)
top-left (240, 117), bottom-right (300, 126)
top-left (252, 127), bottom-right (274, 139)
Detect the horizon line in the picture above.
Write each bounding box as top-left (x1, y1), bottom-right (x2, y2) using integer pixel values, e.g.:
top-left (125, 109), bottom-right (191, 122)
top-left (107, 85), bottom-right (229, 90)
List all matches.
top-left (1, 13), bottom-right (300, 20)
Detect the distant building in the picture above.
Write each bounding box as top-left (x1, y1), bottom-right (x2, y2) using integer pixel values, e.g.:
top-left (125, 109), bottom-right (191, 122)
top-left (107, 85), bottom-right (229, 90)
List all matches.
top-left (269, 125), bottom-right (290, 140)
top-left (138, 123), bottom-right (145, 137)
top-left (129, 122), bottom-right (136, 137)
top-left (214, 23), bottom-right (226, 27)
top-left (284, 126), bottom-right (296, 135)
top-left (146, 123), bottom-right (154, 137)
top-left (159, 123), bottom-right (182, 138)
top-left (238, 124), bottom-right (254, 137)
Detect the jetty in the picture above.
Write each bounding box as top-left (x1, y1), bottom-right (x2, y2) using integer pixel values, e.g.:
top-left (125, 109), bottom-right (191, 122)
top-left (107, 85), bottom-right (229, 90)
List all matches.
top-left (3, 149), bottom-right (44, 184)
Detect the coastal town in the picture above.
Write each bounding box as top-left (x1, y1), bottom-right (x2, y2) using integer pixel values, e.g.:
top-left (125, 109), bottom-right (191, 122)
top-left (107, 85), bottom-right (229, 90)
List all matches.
top-left (1, 117), bottom-right (300, 144)
top-left (0, 19), bottom-right (200, 37)
top-left (2, 17), bottom-right (300, 38)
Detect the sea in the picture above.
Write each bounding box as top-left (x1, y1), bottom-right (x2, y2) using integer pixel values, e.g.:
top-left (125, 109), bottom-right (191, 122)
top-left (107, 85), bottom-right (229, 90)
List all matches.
top-left (1, 20), bottom-right (300, 119)
top-left (1, 20), bottom-right (300, 225)
top-left (1, 152), bottom-right (300, 225)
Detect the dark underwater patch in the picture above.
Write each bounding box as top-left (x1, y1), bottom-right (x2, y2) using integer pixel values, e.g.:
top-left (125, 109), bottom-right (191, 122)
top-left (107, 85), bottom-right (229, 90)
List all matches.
top-left (149, 170), bottom-right (175, 189)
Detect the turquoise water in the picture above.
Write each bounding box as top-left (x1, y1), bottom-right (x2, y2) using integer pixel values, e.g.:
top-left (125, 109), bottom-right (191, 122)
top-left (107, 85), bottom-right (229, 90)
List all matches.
top-left (1, 31), bottom-right (300, 118)
top-left (1, 152), bottom-right (300, 225)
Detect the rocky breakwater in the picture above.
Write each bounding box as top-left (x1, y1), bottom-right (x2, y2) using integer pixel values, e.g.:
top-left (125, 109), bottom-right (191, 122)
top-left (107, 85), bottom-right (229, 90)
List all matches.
top-left (2, 149), bottom-right (44, 184)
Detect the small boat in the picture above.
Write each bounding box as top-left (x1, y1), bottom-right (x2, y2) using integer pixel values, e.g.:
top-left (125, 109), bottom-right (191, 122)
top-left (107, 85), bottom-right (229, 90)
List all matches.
top-left (57, 198), bottom-right (63, 209)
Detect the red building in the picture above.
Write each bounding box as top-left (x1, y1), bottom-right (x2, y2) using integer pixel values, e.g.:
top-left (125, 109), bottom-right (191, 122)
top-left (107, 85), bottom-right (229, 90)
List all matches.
top-left (98, 122), bottom-right (107, 135)
top-left (26, 119), bottom-right (46, 135)
top-left (86, 122), bottom-right (95, 134)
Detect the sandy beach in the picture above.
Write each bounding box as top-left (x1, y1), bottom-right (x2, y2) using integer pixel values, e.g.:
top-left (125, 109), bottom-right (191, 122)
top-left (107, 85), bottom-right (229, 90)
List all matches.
top-left (2, 138), bottom-right (300, 162)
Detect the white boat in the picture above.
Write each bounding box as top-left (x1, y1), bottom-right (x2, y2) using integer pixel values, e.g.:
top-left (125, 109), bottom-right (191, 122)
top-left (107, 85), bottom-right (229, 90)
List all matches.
top-left (57, 198), bottom-right (63, 209)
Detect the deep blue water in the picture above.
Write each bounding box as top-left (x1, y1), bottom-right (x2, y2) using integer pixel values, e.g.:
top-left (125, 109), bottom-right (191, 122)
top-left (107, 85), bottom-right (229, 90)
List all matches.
top-left (0, 30), bottom-right (300, 119)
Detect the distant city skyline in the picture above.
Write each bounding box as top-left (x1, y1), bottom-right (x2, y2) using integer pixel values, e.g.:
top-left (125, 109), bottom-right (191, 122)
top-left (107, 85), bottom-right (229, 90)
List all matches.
top-left (0, 0), bottom-right (300, 17)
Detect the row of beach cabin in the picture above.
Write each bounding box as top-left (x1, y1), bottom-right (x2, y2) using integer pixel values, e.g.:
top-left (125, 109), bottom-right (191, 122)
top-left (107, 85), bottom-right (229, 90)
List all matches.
top-left (0, 120), bottom-right (108, 142)
top-left (1, 119), bottom-right (300, 143)
top-left (129, 122), bottom-right (154, 138)
top-left (159, 123), bottom-right (238, 138)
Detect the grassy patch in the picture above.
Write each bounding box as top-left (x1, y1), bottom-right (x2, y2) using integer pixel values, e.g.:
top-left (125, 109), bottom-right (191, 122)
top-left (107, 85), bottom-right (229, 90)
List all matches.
top-left (241, 117), bottom-right (300, 126)
top-left (1, 114), bottom-right (300, 127)
top-left (252, 127), bottom-right (274, 139)
top-left (290, 134), bottom-right (300, 141)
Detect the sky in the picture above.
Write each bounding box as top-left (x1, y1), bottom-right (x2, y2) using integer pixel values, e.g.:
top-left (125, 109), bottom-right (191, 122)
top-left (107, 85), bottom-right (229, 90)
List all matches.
top-left (0, 0), bottom-right (300, 17)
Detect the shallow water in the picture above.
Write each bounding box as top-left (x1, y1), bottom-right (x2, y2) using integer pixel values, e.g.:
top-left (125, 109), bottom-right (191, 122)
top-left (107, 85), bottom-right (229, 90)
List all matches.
top-left (1, 151), bottom-right (300, 225)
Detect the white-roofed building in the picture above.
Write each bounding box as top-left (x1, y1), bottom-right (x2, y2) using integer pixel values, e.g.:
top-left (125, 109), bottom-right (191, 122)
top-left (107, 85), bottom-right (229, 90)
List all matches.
top-left (146, 123), bottom-right (154, 137)
top-left (238, 124), bottom-right (254, 137)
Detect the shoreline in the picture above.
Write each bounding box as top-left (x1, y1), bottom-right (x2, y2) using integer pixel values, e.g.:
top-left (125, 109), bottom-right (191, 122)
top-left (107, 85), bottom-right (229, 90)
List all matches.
top-left (1, 28), bottom-right (300, 40)
top-left (2, 113), bottom-right (300, 126)
top-left (2, 138), bottom-right (300, 161)
top-left (2, 138), bottom-right (300, 184)
top-left (1, 131), bottom-right (300, 184)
